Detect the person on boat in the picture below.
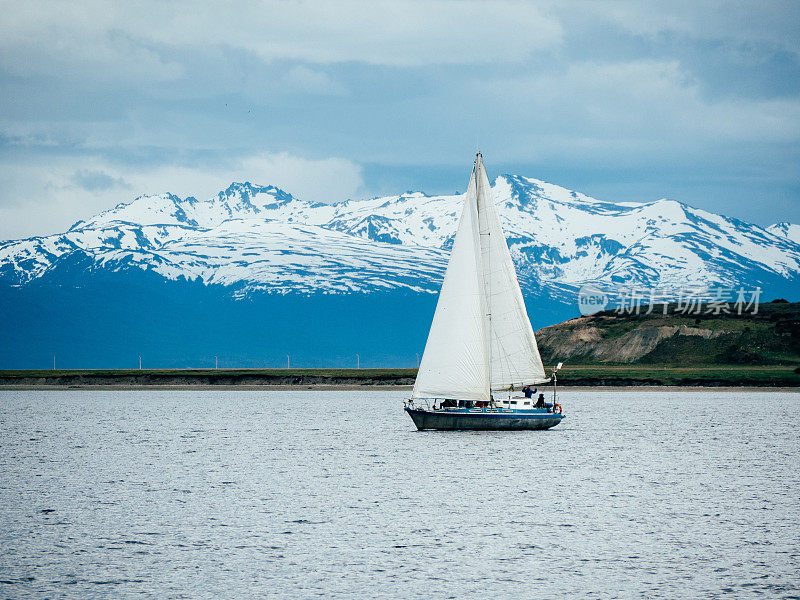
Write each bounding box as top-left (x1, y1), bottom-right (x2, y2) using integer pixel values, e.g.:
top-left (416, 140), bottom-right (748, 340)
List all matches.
top-left (522, 386), bottom-right (537, 399)
top-left (535, 393), bottom-right (546, 409)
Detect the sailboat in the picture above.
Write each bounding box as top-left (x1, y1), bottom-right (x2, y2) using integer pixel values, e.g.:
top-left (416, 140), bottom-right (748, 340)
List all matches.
top-left (404, 153), bottom-right (564, 431)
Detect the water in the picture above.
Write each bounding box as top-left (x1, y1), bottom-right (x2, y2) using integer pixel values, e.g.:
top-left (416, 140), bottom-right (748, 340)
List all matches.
top-left (0, 390), bottom-right (798, 599)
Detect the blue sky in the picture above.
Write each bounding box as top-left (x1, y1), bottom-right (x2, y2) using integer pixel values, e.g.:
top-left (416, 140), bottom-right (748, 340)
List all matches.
top-left (1, 0), bottom-right (798, 239)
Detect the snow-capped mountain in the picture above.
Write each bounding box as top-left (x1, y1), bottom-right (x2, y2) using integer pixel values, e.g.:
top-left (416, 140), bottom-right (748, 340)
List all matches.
top-left (2, 177), bottom-right (799, 300)
top-left (768, 222), bottom-right (800, 245)
top-left (0, 184), bottom-right (447, 294)
top-left (3, 175), bottom-right (799, 368)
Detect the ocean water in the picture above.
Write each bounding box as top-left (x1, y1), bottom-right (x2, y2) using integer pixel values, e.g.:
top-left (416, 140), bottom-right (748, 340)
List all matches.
top-left (0, 390), bottom-right (798, 599)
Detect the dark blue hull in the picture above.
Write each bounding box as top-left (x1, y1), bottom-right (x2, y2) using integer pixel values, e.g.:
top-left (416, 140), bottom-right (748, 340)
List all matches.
top-left (405, 407), bottom-right (563, 431)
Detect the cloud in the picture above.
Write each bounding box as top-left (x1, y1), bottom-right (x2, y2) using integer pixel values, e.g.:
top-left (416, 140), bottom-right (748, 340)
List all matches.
top-left (279, 66), bottom-right (348, 96)
top-left (0, 3), bottom-right (183, 82)
top-left (457, 58), bottom-right (800, 165)
top-left (587, 1), bottom-right (800, 55)
top-left (0, 152), bottom-right (364, 240)
top-left (71, 169), bottom-right (131, 192)
top-left (0, 0), bottom-right (562, 79)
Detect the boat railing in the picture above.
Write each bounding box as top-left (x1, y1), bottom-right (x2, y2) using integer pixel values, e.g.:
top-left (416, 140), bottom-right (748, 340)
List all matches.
top-left (405, 397), bottom-right (556, 414)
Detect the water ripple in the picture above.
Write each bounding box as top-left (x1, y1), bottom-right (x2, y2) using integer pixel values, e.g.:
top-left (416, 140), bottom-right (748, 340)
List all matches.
top-left (0, 389), bottom-right (798, 599)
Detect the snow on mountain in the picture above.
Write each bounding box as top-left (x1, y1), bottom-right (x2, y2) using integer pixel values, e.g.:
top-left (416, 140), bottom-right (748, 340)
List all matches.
top-left (2, 176), bottom-right (799, 299)
top-left (137, 219), bottom-right (447, 294)
top-left (0, 223), bottom-right (446, 294)
top-left (768, 222), bottom-right (800, 245)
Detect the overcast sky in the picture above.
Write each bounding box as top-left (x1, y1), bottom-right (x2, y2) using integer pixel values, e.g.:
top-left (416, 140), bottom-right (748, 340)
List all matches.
top-left (1, 0), bottom-right (799, 239)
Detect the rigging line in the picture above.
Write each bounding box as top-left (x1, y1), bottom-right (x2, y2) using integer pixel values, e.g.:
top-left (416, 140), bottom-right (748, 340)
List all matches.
top-left (494, 325), bottom-right (528, 388)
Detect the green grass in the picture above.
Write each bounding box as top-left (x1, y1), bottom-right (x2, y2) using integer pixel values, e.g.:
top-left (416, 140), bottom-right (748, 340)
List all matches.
top-left (0, 368), bottom-right (416, 377)
top-left (556, 364), bottom-right (800, 386)
top-left (0, 366), bottom-right (797, 386)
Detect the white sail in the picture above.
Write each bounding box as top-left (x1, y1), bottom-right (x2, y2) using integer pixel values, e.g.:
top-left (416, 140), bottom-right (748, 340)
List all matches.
top-left (475, 156), bottom-right (548, 390)
top-left (412, 154), bottom-right (547, 401)
top-left (411, 165), bottom-right (490, 402)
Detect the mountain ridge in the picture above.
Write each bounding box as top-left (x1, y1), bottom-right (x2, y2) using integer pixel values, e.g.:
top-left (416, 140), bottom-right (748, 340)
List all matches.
top-left (3, 174), bottom-right (799, 301)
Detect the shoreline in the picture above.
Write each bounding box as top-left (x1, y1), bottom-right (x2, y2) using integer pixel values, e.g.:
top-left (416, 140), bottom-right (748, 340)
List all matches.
top-left (0, 366), bottom-right (797, 390)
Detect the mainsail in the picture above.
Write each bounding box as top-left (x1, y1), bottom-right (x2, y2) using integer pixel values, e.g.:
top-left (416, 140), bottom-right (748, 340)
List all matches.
top-left (411, 154), bottom-right (548, 401)
top-left (474, 156), bottom-right (548, 391)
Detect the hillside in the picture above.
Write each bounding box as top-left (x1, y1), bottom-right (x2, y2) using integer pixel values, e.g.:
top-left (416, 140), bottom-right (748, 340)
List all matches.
top-left (536, 300), bottom-right (800, 366)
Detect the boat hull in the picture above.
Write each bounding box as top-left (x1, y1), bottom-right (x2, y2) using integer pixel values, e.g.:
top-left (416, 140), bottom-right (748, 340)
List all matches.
top-left (405, 407), bottom-right (563, 431)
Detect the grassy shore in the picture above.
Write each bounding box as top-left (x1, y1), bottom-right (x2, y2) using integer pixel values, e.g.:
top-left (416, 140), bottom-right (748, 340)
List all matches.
top-left (0, 365), bottom-right (798, 388)
top-left (554, 364), bottom-right (800, 387)
top-left (0, 368), bottom-right (416, 389)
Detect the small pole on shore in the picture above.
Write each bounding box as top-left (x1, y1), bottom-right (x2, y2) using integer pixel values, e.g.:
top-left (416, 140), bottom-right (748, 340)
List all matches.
top-left (215, 356), bottom-right (218, 369)
top-left (139, 356), bottom-right (142, 370)
top-left (53, 355), bottom-right (56, 370)
top-left (416, 353), bottom-right (420, 368)
top-left (287, 355), bottom-right (290, 369)
top-left (356, 354), bottom-right (360, 369)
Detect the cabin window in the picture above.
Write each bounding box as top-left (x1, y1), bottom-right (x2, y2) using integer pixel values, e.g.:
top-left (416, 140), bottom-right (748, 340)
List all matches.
top-left (510, 400), bottom-right (517, 405)
top-left (523, 401), bottom-right (530, 406)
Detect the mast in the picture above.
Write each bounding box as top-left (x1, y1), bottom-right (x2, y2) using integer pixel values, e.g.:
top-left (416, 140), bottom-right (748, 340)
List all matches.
top-left (476, 152), bottom-right (492, 401)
